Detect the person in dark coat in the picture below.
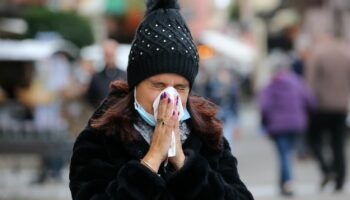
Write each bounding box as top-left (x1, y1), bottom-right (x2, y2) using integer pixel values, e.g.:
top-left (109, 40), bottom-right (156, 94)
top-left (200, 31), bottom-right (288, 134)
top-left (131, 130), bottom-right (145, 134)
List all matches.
top-left (86, 39), bottom-right (127, 108)
top-left (306, 32), bottom-right (350, 191)
top-left (69, 0), bottom-right (254, 199)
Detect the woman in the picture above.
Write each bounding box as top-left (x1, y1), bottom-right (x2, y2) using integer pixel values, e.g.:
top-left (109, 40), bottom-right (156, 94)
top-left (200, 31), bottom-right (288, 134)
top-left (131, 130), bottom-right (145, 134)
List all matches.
top-left (69, 0), bottom-right (253, 199)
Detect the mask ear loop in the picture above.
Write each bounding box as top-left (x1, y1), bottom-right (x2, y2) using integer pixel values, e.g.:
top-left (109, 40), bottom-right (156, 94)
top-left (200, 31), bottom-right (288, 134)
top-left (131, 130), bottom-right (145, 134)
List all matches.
top-left (134, 88), bottom-right (139, 107)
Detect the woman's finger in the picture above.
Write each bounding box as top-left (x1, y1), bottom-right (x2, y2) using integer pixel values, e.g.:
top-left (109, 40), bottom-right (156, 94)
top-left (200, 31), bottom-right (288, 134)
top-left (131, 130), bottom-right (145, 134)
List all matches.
top-left (164, 94), bottom-right (175, 121)
top-left (164, 109), bottom-right (177, 133)
top-left (157, 92), bottom-right (167, 124)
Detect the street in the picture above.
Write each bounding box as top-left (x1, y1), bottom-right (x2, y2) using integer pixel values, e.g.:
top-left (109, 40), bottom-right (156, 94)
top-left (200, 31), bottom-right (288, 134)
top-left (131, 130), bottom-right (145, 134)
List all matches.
top-left (235, 102), bottom-right (350, 200)
top-left (0, 102), bottom-right (349, 200)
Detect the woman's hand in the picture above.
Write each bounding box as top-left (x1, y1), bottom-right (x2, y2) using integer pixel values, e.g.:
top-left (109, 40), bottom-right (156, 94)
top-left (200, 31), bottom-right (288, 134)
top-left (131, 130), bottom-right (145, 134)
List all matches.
top-left (141, 92), bottom-right (178, 173)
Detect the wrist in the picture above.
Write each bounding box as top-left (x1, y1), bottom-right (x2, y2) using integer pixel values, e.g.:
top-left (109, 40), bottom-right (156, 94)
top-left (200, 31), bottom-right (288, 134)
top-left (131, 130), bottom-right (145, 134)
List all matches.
top-left (174, 153), bottom-right (186, 170)
top-left (140, 159), bottom-right (159, 175)
top-left (142, 152), bottom-right (162, 173)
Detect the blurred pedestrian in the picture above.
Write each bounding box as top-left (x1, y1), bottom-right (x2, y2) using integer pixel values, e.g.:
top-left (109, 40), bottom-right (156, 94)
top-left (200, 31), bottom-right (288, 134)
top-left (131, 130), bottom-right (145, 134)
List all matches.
top-left (192, 63), bottom-right (210, 97)
top-left (305, 31), bottom-right (350, 192)
top-left (86, 39), bottom-right (127, 108)
top-left (259, 51), bottom-right (315, 196)
top-left (69, 0), bottom-right (254, 199)
top-left (207, 67), bottom-right (241, 149)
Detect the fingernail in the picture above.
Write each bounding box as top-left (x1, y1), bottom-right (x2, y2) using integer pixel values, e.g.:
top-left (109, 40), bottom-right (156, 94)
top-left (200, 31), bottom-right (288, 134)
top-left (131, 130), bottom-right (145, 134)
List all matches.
top-left (176, 99), bottom-right (179, 105)
top-left (168, 98), bottom-right (171, 104)
top-left (172, 111), bottom-right (176, 116)
top-left (164, 93), bottom-right (167, 98)
top-left (160, 93), bottom-right (164, 99)
top-left (178, 111), bottom-right (180, 116)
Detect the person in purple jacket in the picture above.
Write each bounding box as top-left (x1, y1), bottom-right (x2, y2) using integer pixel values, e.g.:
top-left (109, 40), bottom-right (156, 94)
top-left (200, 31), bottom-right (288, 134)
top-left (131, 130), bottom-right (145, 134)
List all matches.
top-left (259, 51), bottom-right (315, 196)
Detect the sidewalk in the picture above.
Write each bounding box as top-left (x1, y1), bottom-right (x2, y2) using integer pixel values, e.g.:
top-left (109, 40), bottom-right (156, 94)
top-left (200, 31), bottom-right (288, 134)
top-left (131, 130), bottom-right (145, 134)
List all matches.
top-left (235, 133), bottom-right (350, 200)
top-left (0, 101), bottom-right (349, 200)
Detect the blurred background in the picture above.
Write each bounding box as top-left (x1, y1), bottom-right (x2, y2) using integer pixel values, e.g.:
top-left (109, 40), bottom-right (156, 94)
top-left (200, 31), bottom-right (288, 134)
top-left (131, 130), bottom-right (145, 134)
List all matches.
top-left (0, 0), bottom-right (350, 199)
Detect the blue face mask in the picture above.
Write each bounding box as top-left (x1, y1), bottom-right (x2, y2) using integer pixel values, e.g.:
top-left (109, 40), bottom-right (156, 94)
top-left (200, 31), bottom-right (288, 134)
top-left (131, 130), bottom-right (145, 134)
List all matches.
top-left (134, 97), bottom-right (157, 126)
top-left (134, 89), bottom-right (191, 127)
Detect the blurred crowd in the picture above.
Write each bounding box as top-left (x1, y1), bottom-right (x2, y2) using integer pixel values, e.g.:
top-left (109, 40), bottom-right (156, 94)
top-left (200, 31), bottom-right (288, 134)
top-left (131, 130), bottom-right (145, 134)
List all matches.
top-left (0, 0), bottom-right (350, 198)
top-left (257, 25), bottom-right (350, 196)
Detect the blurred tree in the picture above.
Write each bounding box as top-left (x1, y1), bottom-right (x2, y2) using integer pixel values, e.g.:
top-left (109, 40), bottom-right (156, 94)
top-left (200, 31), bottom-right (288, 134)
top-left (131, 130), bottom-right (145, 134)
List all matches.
top-left (228, 1), bottom-right (240, 22)
top-left (105, 0), bottom-right (127, 15)
top-left (105, 0), bottom-right (145, 43)
top-left (21, 6), bottom-right (94, 48)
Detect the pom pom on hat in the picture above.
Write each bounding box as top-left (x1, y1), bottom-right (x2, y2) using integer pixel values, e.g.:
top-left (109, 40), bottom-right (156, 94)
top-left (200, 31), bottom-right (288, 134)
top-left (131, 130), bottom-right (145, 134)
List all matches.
top-left (146, 0), bottom-right (180, 15)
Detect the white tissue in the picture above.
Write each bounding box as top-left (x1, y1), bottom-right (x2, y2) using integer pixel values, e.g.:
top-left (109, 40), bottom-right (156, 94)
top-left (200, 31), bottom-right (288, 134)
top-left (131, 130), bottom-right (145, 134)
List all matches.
top-left (153, 87), bottom-right (183, 157)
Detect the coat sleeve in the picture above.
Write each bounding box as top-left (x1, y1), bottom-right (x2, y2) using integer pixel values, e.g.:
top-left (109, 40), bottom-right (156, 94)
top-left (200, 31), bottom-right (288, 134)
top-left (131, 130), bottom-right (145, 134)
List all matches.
top-left (166, 139), bottom-right (254, 200)
top-left (69, 127), bottom-right (166, 200)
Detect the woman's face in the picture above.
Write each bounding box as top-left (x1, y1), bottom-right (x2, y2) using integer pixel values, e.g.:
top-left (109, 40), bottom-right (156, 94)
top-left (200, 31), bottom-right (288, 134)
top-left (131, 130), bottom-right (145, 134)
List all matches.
top-left (135, 73), bottom-right (190, 114)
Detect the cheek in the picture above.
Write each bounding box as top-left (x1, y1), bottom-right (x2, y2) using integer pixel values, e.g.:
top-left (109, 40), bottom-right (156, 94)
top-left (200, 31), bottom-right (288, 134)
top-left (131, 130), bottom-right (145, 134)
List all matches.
top-left (145, 93), bottom-right (159, 113)
top-left (137, 89), bottom-right (159, 114)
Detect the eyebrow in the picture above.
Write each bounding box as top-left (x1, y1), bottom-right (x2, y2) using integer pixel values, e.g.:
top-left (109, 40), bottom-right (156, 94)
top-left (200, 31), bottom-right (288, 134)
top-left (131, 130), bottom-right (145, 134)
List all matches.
top-left (149, 80), bottom-right (189, 87)
top-left (149, 80), bottom-right (165, 85)
top-left (174, 83), bottom-right (189, 88)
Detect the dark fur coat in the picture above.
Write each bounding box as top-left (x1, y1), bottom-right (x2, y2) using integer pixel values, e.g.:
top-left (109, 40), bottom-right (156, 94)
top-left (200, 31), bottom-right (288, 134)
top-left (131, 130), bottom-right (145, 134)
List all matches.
top-left (69, 88), bottom-right (254, 200)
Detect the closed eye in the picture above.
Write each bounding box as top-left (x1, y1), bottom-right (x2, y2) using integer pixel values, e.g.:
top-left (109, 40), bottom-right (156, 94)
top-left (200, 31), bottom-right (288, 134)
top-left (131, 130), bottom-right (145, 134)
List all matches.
top-left (151, 82), bottom-right (166, 89)
top-left (175, 85), bottom-right (189, 91)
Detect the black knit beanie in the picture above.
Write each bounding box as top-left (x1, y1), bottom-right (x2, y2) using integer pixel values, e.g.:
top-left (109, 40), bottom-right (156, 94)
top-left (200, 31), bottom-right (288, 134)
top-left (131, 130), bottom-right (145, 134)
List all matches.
top-left (127, 0), bottom-right (199, 90)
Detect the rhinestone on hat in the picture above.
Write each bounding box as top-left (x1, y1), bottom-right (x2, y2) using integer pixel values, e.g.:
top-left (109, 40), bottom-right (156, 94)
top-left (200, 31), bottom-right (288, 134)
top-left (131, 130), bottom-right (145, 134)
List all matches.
top-left (156, 48), bottom-right (160, 51)
top-left (169, 35), bottom-right (172, 38)
top-left (163, 40), bottom-right (167, 43)
top-left (155, 24), bottom-right (159, 27)
top-left (155, 35), bottom-right (158, 38)
top-left (162, 29), bottom-right (166, 32)
top-left (168, 24), bottom-right (171, 27)
top-left (171, 47), bottom-right (175, 50)
top-left (147, 44), bottom-right (150, 47)
top-left (140, 52), bottom-right (143, 55)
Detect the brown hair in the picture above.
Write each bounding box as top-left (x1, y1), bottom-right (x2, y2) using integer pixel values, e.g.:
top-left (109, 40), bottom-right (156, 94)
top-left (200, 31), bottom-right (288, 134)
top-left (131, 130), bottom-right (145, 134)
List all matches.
top-left (91, 80), bottom-right (223, 150)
